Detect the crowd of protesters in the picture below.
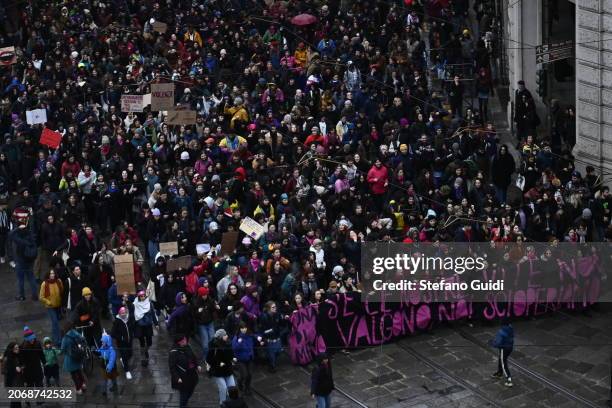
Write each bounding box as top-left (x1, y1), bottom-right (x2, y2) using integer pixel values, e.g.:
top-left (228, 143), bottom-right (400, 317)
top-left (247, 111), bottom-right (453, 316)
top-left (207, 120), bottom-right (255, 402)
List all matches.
top-left (0, 0), bottom-right (606, 406)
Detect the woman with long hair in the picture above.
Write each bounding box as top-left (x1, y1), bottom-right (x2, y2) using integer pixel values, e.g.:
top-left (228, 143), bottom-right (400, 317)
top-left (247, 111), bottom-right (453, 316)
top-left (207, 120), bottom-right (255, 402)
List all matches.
top-left (39, 269), bottom-right (64, 345)
top-left (3, 342), bottom-right (24, 407)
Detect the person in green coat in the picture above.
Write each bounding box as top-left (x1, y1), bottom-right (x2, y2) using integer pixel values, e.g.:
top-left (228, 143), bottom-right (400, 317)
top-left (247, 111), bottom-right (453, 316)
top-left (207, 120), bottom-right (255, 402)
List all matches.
top-left (60, 321), bottom-right (86, 394)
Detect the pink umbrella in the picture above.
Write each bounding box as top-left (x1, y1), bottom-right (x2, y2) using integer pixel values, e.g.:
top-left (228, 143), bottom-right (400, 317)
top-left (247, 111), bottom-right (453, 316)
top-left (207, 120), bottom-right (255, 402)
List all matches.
top-left (291, 13), bottom-right (317, 26)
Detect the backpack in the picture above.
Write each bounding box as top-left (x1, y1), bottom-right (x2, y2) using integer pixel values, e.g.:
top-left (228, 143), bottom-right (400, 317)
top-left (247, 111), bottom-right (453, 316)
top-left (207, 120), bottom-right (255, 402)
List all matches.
top-left (68, 334), bottom-right (88, 361)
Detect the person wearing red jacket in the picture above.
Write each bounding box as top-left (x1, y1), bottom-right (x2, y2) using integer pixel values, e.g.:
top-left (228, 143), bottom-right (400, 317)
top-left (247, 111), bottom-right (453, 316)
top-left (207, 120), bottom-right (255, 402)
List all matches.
top-left (367, 159), bottom-right (389, 211)
top-left (60, 154), bottom-right (81, 178)
top-left (304, 126), bottom-right (324, 147)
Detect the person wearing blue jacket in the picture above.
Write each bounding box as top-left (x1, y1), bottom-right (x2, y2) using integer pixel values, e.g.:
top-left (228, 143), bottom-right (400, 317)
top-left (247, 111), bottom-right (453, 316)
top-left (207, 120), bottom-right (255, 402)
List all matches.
top-left (491, 319), bottom-right (514, 387)
top-left (98, 333), bottom-right (118, 396)
top-left (231, 322), bottom-right (255, 395)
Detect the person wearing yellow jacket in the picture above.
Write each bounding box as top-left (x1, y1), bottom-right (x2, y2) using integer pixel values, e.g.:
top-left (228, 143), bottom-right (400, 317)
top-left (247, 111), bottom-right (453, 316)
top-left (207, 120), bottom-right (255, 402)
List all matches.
top-left (223, 97), bottom-right (249, 130)
top-left (253, 196), bottom-right (275, 222)
top-left (294, 42), bottom-right (309, 69)
top-left (218, 134), bottom-right (247, 154)
top-left (183, 26), bottom-right (203, 47)
top-left (39, 270), bottom-right (64, 345)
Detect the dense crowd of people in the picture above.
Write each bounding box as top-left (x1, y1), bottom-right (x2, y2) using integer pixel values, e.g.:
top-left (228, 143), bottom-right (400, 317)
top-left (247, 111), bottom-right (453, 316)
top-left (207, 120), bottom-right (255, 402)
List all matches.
top-left (0, 0), bottom-right (605, 406)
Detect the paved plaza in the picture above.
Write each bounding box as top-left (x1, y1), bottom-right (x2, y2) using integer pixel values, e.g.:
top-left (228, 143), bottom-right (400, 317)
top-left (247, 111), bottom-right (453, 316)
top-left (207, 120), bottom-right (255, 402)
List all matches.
top-left (0, 260), bottom-right (610, 408)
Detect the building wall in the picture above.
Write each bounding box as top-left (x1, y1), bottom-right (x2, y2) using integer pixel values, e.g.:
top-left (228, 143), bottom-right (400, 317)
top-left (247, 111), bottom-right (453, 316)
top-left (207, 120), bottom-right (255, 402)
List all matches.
top-left (575, 0), bottom-right (612, 173)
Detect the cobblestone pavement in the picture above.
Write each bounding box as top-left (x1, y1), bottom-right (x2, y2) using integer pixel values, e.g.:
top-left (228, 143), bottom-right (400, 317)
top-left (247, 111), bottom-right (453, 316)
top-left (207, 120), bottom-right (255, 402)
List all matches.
top-left (0, 257), bottom-right (611, 408)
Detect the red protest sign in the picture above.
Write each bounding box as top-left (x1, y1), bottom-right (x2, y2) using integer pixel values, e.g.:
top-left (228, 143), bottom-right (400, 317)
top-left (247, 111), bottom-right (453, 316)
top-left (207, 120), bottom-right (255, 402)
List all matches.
top-left (39, 128), bottom-right (62, 149)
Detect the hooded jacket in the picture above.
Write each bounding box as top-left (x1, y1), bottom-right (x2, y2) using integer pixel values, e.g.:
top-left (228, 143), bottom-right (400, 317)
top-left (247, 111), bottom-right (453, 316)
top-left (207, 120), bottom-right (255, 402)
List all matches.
top-left (169, 343), bottom-right (199, 391)
top-left (60, 329), bottom-right (84, 372)
top-left (167, 292), bottom-right (194, 337)
top-left (492, 324), bottom-right (514, 350)
top-left (98, 334), bottom-right (116, 373)
top-left (42, 338), bottom-right (59, 366)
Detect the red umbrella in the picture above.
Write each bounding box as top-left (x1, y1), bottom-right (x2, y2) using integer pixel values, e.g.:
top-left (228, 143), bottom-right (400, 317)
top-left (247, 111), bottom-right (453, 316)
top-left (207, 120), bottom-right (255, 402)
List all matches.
top-left (291, 13), bottom-right (317, 26)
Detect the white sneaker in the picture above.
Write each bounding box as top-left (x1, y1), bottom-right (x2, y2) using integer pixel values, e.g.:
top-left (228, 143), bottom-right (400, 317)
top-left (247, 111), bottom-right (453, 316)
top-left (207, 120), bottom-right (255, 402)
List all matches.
top-left (126, 371), bottom-right (132, 380)
top-left (9, 261), bottom-right (15, 268)
top-left (0, 257), bottom-right (5, 263)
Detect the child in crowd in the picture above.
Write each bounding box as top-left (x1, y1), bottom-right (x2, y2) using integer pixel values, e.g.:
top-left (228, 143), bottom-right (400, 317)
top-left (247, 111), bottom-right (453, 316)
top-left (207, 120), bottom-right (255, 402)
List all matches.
top-left (98, 333), bottom-right (118, 395)
top-left (42, 337), bottom-right (60, 386)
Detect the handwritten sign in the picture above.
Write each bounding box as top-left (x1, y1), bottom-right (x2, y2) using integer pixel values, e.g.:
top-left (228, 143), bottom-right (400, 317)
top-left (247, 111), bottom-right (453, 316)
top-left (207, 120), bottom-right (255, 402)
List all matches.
top-left (114, 254), bottom-right (135, 293)
top-left (165, 110), bottom-right (196, 125)
top-left (159, 241), bottom-right (179, 257)
top-left (196, 243), bottom-right (211, 255)
top-left (240, 217), bottom-right (265, 240)
top-left (39, 128), bottom-right (62, 149)
top-left (121, 94), bottom-right (144, 112)
top-left (220, 231), bottom-right (239, 256)
top-left (152, 21), bottom-right (168, 34)
top-left (26, 109), bottom-right (47, 125)
top-left (151, 83), bottom-right (174, 111)
top-left (166, 255), bottom-right (192, 272)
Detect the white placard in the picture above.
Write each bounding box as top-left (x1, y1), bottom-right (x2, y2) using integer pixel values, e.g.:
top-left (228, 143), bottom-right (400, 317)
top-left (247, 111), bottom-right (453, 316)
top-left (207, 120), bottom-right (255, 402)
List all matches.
top-left (26, 109), bottom-right (47, 125)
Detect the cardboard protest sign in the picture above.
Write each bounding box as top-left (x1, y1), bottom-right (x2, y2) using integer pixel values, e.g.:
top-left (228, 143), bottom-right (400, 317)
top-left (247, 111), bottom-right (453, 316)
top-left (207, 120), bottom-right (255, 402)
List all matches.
top-left (39, 128), bottom-right (62, 149)
top-left (151, 83), bottom-right (175, 111)
top-left (143, 93), bottom-right (151, 106)
top-left (166, 255), bottom-right (192, 272)
top-left (121, 94), bottom-right (145, 112)
top-left (26, 109), bottom-right (47, 125)
top-left (165, 110), bottom-right (196, 125)
top-left (240, 217), bottom-right (265, 240)
top-left (152, 21), bottom-right (168, 33)
top-left (220, 231), bottom-right (239, 256)
top-left (0, 47), bottom-right (17, 66)
top-left (159, 241), bottom-right (179, 256)
top-left (114, 254), bottom-right (135, 293)
top-left (196, 243), bottom-right (211, 255)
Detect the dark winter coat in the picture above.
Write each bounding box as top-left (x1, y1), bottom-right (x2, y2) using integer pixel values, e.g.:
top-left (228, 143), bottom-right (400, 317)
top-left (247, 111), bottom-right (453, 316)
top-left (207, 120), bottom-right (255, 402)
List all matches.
top-left (191, 295), bottom-right (216, 325)
top-left (111, 313), bottom-right (135, 348)
top-left (311, 361), bottom-right (334, 396)
top-left (3, 350), bottom-right (24, 387)
top-left (169, 345), bottom-right (199, 391)
top-left (20, 340), bottom-right (45, 384)
top-left (491, 150), bottom-right (516, 188)
top-left (206, 338), bottom-right (234, 378)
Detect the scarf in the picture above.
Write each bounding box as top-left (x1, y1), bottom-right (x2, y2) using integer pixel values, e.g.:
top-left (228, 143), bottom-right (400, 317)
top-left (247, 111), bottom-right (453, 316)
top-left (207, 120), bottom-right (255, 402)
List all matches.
top-left (44, 278), bottom-right (63, 298)
top-left (70, 231), bottom-right (79, 246)
top-left (133, 297), bottom-right (151, 321)
top-left (86, 231), bottom-right (95, 240)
